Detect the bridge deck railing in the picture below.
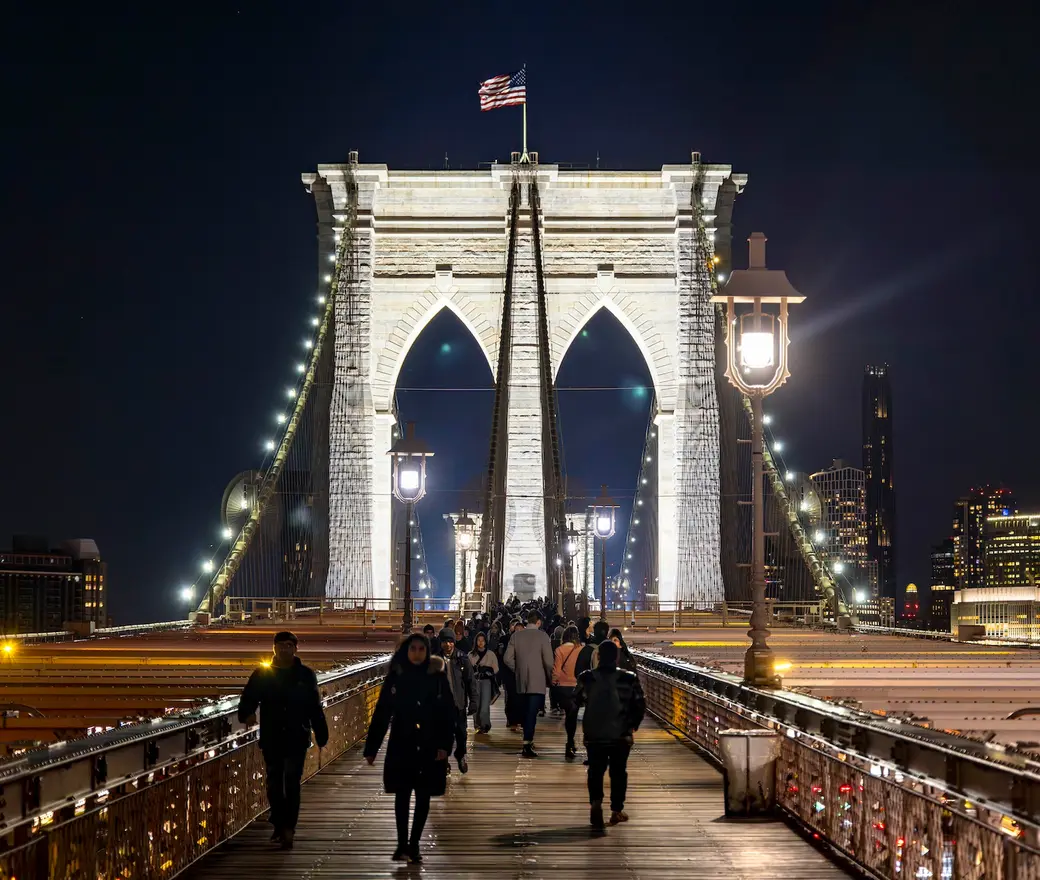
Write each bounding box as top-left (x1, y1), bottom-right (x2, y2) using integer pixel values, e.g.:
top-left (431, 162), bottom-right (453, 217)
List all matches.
top-left (0, 655), bottom-right (389, 880)
top-left (7, 649), bottom-right (1040, 879)
top-left (637, 651), bottom-right (1040, 880)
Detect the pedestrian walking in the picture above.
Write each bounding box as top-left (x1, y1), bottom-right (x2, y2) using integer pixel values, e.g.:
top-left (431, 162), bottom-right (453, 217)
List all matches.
top-left (237, 631), bottom-right (328, 850)
top-left (504, 609), bottom-right (554, 758)
top-left (500, 618), bottom-right (525, 730)
top-left (573, 640), bottom-right (646, 829)
top-left (575, 619), bottom-right (610, 677)
top-left (436, 627), bottom-right (477, 772)
top-left (608, 627), bottom-right (638, 672)
top-left (363, 634), bottom-right (456, 864)
top-left (576, 616), bottom-right (592, 644)
top-left (487, 620), bottom-right (502, 656)
top-left (468, 630), bottom-right (500, 733)
top-left (552, 625), bottom-right (582, 759)
top-left (549, 624), bottom-right (565, 714)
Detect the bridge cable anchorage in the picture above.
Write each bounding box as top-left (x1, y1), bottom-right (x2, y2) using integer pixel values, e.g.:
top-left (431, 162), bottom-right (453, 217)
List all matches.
top-left (473, 178), bottom-right (521, 604)
top-left (197, 160), bottom-right (360, 618)
top-left (528, 177), bottom-right (571, 604)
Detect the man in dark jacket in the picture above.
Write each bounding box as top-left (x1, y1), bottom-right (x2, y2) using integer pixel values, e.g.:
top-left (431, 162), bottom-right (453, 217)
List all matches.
top-left (573, 639), bottom-right (646, 829)
top-left (238, 630), bottom-right (328, 849)
top-left (575, 619), bottom-right (610, 677)
top-left (437, 628), bottom-right (477, 773)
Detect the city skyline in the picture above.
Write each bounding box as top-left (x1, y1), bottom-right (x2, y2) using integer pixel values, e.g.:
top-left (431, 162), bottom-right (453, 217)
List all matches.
top-left (2, 4), bottom-right (1038, 622)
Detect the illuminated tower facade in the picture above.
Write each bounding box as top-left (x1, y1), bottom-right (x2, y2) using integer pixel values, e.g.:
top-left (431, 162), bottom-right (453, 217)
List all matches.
top-left (862, 365), bottom-right (895, 598)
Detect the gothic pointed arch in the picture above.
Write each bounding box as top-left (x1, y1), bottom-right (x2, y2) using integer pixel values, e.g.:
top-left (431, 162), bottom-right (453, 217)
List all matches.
top-left (371, 288), bottom-right (499, 411)
top-left (551, 291), bottom-right (676, 410)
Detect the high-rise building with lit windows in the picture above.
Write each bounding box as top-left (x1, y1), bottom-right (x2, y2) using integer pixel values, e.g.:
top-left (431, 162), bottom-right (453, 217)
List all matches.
top-left (984, 513), bottom-right (1040, 588)
top-left (952, 486), bottom-right (1015, 589)
top-left (862, 365), bottom-right (896, 598)
top-left (810, 459), bottom-right (874, 594)
top-left (0, 536), bottom-right (108, 634)
top-left (929, 537), bottom-right (956, 630)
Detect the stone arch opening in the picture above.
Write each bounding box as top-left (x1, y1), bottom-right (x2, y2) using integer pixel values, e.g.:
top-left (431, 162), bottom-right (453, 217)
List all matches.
top-left (373, 291), bottom-right (498, 414)
top-left (555, 307), bottom-right (656, 609)
top-left (392, 307), bottom-right (494, 606)
top-left (551, 293), bottom-right (675, 412)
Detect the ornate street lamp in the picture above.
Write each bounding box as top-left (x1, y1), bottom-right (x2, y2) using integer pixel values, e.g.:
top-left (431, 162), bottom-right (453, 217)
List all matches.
top-left (388, 422), bottom-right (434, 632)
top-left (455, 509), bottom-right (476, 599)
top-left (592, 485), bottom-right (619, 621)
top-left (565, 523), bottom-right (579, 559)
top-left (712, 232), bottom-right (804, 687)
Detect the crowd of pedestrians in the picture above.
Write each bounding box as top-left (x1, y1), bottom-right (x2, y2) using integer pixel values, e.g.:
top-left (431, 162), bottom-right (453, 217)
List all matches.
top-left (237, 596), bottom-right (645, 863)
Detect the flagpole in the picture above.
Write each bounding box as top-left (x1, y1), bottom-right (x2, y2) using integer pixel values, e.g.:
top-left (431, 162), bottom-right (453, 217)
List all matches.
top-left (521, 101), bottom-right (528, 163)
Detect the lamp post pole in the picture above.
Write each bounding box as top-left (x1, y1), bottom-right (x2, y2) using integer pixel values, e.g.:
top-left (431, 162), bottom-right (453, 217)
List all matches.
top-left (592, 486), bottom-right (618, 622)
top-left (404, 503), bottom-right (413, 633)
top-left (388, 421), bottom-right (433, 634)
top-left (711, 231), bottom-right (805, 688)
top-left (746, 392), bottom-right (771, 683)
top-left (461, 537), bottom-right (468, 601)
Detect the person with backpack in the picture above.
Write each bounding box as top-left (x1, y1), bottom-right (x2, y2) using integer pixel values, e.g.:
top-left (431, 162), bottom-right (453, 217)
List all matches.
top-left (435, 628), bottom-right (477, 774)
top-left (575, 618), bottom-right (610, 677)
top-left (552, 624), bottom-right (582, 759)
top-left (573, 639), bottom-right (646, 829)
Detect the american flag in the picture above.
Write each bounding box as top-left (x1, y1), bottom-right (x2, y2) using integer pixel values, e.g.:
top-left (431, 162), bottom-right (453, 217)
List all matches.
top-left (478, 68), bottom-right (526, 111)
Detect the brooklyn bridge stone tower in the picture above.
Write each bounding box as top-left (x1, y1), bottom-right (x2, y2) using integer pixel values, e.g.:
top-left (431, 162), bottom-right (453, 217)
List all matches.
top-left (303, 153), bottom-right (745, 607)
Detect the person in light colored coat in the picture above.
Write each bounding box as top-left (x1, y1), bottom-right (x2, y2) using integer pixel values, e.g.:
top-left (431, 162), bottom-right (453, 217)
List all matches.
top-left (468, 631), bottom-right (500, 734)
top-left (504, 609), bottom-right (554, 757)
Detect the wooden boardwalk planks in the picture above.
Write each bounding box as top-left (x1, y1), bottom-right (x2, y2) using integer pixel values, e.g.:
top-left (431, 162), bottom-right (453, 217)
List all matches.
top-left (184, 702), bottom-right (856, 879)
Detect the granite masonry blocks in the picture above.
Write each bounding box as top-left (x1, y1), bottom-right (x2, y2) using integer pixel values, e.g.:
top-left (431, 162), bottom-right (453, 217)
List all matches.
top-left (308, 162), bottom-right (741, 605)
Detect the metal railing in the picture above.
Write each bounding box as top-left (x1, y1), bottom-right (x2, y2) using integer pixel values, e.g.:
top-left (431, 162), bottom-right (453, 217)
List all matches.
top-left (0, 655), bottom-right (389, 879)
top-left (637, 651), bottom-right (1040, 879)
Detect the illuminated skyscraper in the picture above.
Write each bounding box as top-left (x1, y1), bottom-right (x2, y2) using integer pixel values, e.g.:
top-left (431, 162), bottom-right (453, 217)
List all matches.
top-left (0, 536), bottom-right (107, 634)
top-left (903, 582), bottom-right (919, 621)
top-left (952, 486), bottom-right (1015, 589)
top-left (984, 513), bottom-right (1040, 588)
top-left (862, 365), bottom-right (895, 598)
top-left (929, 537), bottom-right (956, 630)
top-left (810, 459), bottom-right (874, 594)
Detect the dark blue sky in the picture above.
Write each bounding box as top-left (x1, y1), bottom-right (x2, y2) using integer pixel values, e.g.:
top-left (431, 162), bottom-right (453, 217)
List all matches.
top-left (2, 2), bottom-right (1036, 621)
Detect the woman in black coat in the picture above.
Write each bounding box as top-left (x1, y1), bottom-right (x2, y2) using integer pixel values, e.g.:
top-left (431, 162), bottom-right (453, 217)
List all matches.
top-left (364, 634), bottom-right (456, 864)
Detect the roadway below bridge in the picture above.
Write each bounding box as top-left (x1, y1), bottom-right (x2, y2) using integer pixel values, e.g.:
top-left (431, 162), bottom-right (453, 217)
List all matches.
top-left (624, 623), bottom-right (1040, 752)
top-left (3, 619), bottom-right (1039, 753)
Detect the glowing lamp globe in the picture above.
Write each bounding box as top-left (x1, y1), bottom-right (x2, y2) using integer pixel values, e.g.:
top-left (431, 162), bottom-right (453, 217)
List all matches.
top-left (592, 486), bottom-right (619, 540)
top-left (388, 422), bottom-right (434, 504)
top-left (739, 330), bottom-right (775, 370)
top-left (455, 509), bottom-right (476, 550)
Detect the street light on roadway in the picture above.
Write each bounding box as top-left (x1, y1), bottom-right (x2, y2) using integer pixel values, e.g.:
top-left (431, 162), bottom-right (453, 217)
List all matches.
top-left (713, 232), bottom-right (805, 688)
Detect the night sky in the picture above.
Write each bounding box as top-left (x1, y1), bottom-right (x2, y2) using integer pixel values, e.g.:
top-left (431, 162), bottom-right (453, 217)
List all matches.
top-left (2, 3), bottom-right (1036, 623)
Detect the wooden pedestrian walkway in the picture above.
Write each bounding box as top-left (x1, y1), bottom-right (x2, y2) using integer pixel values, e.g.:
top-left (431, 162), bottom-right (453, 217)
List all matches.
top-left (184, 702), bottom-right (856, 879)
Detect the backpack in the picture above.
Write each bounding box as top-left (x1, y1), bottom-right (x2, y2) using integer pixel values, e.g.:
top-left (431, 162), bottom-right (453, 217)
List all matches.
top-left (581, 670), bottom-right (625, 742)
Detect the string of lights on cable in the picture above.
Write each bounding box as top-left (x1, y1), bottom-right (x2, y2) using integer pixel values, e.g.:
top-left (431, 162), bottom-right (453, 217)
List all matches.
top-left (760, 411), bottom-right (858, 608)
top-left (176, 229), bottom-right (343, 615)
